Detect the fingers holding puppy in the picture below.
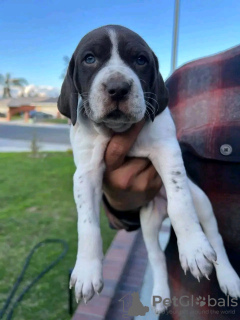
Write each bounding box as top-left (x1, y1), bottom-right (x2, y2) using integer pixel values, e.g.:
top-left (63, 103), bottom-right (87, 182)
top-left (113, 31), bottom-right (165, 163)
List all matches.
top-left (105, 120), bottom-right (145, 171)
top-left (103, 122), bottom-right (162, 211)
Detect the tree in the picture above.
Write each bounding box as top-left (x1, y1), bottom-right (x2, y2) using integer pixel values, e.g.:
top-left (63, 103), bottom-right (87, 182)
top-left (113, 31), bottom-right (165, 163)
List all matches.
top-left (0, 73), bottom-right (28, 98)
top-left (60, 56), bottom-right (70, 79)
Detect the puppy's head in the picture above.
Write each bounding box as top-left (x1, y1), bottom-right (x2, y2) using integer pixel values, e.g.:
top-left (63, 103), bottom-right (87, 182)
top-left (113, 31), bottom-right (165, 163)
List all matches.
top-left (58, 25), bottom-right (168, 129)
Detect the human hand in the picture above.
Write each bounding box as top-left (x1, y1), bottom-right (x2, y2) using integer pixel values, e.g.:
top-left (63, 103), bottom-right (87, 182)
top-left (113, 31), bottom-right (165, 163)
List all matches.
top-left (103, 121), bottom-right (162, 212)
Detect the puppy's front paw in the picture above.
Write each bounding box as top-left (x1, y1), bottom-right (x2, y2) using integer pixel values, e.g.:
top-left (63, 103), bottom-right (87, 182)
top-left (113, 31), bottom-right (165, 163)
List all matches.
top-left (178, 232), bottom-right (217, 281)
top-left (70, 258), bottom-right (103, 304)
top-left (216, 266), bottom-right (240, 298)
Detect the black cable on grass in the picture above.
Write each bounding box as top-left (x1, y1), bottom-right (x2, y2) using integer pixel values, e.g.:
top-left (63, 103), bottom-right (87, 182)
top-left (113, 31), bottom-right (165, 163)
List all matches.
top-left (0, 239), bottom-right (68, 320)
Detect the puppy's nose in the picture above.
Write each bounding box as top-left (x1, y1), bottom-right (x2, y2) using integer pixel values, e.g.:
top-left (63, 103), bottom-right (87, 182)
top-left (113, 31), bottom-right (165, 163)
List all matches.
top-left (106, 80), bottom-right (131, 101)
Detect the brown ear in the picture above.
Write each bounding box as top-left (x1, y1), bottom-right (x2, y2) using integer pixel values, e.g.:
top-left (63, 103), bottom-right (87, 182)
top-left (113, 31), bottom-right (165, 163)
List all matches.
top-left (57, 55), bottom-right (78, 125)
top-left (147, 52), bottom-right (169, 121)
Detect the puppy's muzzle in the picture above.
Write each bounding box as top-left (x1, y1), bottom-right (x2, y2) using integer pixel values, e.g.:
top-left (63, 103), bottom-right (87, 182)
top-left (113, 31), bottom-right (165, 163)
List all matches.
top-left (105, 109), bottom-right (125, 120)
top-left (105, 79), bottom-right (132, 101)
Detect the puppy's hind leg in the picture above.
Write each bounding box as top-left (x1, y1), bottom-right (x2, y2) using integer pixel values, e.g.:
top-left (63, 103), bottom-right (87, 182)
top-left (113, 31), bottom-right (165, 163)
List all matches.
top-left (189, 179), bottom-right (240, 298)
top-left (140, 194), bottom-right (170, 315)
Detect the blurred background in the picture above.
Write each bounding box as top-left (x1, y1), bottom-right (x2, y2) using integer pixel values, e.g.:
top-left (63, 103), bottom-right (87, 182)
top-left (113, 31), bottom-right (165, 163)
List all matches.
top-left (0, 1), bottom-right (239, 319)
top-left (0, 0), bottom-right (239, 123)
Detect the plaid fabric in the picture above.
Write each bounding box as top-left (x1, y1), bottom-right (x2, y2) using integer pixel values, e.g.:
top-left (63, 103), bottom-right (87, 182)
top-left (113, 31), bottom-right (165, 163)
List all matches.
top-left (162, 45), bottom-right (240, 320)
top-left (166, 45), bottom-right (240, 163)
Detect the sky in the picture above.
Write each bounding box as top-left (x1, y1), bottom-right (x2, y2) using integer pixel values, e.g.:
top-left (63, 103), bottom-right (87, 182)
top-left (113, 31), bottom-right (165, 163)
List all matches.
top-left (0, 0), bottom-right (239, 97)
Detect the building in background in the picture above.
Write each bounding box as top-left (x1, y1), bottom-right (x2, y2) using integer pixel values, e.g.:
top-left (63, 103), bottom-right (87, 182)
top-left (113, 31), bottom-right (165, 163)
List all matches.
top-left (0, 97), bottom-right (63, 122)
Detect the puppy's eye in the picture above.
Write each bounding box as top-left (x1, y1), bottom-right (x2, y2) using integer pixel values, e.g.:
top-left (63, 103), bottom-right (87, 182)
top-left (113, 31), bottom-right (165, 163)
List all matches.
top-left (136, 55), bottom-right (147, 65)
top-left (84, 54), bottom-right (96, 64)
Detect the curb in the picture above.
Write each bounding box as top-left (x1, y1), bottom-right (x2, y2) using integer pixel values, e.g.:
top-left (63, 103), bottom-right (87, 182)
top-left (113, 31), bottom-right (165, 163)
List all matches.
top-left (72, 229), bottom-right (140, 320)
top-left (105, 230), bottom-right (148, 320)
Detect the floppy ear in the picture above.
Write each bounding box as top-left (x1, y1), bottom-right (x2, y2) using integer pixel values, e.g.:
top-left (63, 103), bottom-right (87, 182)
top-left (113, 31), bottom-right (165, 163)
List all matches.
top-left (147, 51), bottom-right (169, 121)
top-left (57, 55), bottom-right (78, 125)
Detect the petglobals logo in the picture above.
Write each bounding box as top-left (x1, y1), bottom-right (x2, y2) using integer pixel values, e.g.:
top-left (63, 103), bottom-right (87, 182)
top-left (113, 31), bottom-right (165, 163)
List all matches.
top-left (152, 295), bottom-right (238, 308)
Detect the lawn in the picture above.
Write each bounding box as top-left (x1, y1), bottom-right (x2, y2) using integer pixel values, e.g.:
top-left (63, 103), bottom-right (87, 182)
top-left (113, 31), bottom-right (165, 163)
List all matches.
top-left (0, 152), bottom-right (116, 320)
top-left (36, 118), bottom-right (69, 124)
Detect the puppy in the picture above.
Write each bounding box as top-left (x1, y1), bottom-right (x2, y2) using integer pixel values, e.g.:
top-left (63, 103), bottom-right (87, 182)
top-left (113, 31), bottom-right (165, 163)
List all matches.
top-left (58, 25), bottom-right (240, 314)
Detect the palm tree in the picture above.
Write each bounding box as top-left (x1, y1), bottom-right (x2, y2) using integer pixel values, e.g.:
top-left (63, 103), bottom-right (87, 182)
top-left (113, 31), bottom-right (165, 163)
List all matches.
top-left (60, 56), bottom-right (70, 79)
top-left (0, 73), bottom-right (28, 98)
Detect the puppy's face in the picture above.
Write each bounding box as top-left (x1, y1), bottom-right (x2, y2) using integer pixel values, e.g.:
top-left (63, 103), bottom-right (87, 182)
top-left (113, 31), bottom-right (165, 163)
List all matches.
top-left (58, 25), bottom-right (168, 129)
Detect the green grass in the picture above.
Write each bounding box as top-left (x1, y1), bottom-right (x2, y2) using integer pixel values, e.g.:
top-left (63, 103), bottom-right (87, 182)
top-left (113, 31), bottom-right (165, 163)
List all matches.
top-left (37, 118), bottom-right (68, 124)
top-left (0, 153), bottom-right (116, 320)
top-left (11, 115), bottom-right (22, 120)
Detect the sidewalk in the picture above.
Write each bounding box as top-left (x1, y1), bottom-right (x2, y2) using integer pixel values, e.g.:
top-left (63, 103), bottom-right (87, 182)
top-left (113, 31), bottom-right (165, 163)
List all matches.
top-left (0, 119), bottom-right (69, 129)
top-left (0, 138), bottom-right (71, 152)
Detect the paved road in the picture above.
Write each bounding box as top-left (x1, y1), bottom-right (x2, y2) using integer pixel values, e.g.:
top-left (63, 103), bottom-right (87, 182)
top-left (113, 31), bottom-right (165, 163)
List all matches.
top-left (0, 123), bottom-right (70, 145)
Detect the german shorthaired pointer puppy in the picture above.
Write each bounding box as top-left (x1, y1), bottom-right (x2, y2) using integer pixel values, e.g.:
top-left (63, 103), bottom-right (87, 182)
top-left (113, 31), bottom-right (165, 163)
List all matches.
top-left (58, 25), bottom-right (240, 315)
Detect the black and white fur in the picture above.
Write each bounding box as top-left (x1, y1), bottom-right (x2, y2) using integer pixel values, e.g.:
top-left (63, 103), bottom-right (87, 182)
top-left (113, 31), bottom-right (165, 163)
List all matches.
top-left (58, 25), bottom-right (240, 315)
